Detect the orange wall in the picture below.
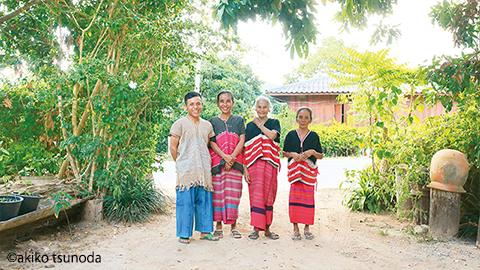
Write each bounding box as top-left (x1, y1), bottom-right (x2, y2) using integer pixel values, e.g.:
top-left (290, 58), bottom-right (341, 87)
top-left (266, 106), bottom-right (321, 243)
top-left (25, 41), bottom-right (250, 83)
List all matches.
top-left (275, 95), bottom-right (343, 124)
top-left (273, 94), bottom-right (450, 125)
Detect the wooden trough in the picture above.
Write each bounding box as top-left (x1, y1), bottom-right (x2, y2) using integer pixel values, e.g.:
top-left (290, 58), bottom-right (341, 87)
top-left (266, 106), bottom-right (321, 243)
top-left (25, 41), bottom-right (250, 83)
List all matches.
top-left (0, 196), bottom-right (92, 244)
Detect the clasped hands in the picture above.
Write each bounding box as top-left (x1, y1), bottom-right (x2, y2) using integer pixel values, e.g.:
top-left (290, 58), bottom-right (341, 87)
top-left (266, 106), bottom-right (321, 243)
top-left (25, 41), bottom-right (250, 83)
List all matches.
top-left (223, 154), bottom-right (236, 170)
top-left (292, 149), bottom-right (323, 162)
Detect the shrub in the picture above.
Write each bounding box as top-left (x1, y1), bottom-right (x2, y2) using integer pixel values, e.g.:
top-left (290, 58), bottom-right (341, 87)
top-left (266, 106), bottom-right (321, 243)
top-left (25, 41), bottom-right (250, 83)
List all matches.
top-left (310, 123), bottom-right (365, 157)
top-left (341, 166), bottom-right (396, 213)
top-left (343, 108), bottom-right (479, 237)
top-left (103, 175), bottom-right (169, 223)
top-left (0, 82), bottom-right (60, 177)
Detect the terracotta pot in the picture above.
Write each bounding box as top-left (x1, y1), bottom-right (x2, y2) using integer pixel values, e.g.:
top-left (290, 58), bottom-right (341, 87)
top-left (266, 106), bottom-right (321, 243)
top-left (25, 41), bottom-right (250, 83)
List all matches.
top-left (428, 149), bottom-right (469, 193)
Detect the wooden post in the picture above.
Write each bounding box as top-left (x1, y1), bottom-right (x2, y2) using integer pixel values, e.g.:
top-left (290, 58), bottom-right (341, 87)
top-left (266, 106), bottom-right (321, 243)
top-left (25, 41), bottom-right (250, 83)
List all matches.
top-left (81, 196), bottom-right (103, 222)
top-left (429, 189), bottom-right (461, 239)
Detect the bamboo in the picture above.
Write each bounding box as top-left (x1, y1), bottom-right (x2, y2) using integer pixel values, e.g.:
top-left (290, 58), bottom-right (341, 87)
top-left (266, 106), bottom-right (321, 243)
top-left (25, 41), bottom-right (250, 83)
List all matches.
top-left (76, 79), bottom-right (102, 136)
top-left (72, 83), bottom-right (79, 135)
top-left (57, 95), bottom-right (81, 182)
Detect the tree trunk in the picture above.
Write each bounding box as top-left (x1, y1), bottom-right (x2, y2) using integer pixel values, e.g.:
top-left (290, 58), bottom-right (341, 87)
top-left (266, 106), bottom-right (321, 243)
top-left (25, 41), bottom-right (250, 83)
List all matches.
top-left (429, 189), bottom-right (461, 239)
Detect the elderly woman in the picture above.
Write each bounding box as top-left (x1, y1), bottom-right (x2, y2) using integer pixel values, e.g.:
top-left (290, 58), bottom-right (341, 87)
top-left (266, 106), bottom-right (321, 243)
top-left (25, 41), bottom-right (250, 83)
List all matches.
top-left (244, 96), bottom-right (281, 240)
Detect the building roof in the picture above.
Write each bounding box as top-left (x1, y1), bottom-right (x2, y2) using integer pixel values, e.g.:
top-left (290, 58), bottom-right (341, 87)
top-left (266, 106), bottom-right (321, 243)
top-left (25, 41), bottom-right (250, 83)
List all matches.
top-left (266, 75), bottom-right (355, 96)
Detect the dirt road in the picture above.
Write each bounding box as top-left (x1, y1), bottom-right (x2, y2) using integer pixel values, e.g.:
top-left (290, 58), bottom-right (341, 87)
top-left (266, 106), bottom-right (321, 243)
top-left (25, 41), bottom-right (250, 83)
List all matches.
top-left (1, 157), bottom-right (478, 269)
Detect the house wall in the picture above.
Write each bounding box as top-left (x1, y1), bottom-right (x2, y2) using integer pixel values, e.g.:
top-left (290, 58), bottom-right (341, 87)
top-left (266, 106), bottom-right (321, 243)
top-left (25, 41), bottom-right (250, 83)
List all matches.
top-left (272, 94), bottom-right (450, 125)
top-left (273, 95), bottom-right (346, 124)
top-left (406, 95), bottom-right (450, 121)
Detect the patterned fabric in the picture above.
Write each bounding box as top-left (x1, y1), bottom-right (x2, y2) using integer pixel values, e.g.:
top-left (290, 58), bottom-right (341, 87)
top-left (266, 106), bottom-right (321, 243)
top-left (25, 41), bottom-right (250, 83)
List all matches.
top-left (248, 159), bottom-right (278, 230)
top-left (244, 119), bottom-right (281, 168)
top-left (283, 129), bottom-right (322, 225)
top-left (176, 186), bottom-right (213, 238)
top-left (209, 115), bottom-right (245, 175)
top-left (170, 116), bottom-right (215, 191)
top-left (289, 182), bottom-right (315, 225)
top-left (212, 170), bottom-right (243, 224)
top-left (287, 159), bottom-right (318, 185)
top-left (209, 115), bottom-right (245, 225)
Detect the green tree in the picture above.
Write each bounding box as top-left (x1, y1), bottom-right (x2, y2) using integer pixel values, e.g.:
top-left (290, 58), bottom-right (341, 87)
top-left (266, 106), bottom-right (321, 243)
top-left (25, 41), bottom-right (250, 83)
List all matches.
top-left (427, 0), bottom-right (479, 236)
top-left (199, 54), bottom-right (262, 120)
top-left (0, 0), bottom-right (202, 221)
top-left (329, 47), bottom-right (423, 170)
top-left (285, 37), bottom-right (347, 83)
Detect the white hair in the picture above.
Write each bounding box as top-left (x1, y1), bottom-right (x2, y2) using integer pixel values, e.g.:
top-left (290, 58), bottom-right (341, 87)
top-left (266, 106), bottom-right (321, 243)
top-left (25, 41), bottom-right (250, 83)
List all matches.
top-left (255, 96), bottom-right (272, 109)
top-left (253, 96), bottom-right (272, 118)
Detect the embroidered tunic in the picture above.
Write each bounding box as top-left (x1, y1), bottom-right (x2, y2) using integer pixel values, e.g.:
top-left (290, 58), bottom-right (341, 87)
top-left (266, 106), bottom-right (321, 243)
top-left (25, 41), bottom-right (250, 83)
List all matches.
top-left (244, 119), bottom-right (281, 168)
top-left (283, 130), bottom-right (323, 185)
top-left (209, 115), bottom-right (245, 174)
top-left (169, 116), bottom-right (214, 191)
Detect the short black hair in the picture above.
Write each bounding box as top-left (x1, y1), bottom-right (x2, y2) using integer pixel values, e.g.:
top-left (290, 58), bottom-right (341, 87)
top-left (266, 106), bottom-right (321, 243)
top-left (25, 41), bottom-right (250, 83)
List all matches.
top-left (184, 91), bottom-right (202, 104)
top-left (296, 107), bottom-right (313, 120)
top-left (216, 90), bottom-right (234, 103)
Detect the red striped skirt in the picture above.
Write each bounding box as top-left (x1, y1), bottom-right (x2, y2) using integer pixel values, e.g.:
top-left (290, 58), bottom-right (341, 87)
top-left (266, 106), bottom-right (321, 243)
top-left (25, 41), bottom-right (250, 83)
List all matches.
top-left (248, 159), bottom-right (278, 230)
top-left (212, 169), bottom-right (243, 224)
top-left (289, 181), bottom-right (315, 225)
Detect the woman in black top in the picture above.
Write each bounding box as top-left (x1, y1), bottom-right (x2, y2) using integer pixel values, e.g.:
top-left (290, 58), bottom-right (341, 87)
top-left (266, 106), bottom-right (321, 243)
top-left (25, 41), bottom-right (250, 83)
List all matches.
top-left (283, 107), bottom-right (323, 240)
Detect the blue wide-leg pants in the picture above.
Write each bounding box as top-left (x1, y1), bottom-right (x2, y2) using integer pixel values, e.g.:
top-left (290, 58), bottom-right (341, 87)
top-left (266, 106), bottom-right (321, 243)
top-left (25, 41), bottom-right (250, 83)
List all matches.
top-left (176, 186), bottom-right (213, 238)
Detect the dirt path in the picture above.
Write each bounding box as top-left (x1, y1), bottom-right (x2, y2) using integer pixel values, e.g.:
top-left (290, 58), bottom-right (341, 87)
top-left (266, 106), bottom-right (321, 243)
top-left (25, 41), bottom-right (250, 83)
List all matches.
top-left (1, 157), bottom-right (479, 270)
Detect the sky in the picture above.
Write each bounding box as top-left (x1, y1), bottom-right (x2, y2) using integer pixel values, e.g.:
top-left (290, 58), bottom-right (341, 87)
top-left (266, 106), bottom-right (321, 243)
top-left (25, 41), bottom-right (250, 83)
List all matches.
top-left (236, 0), bottom-right (461, 90)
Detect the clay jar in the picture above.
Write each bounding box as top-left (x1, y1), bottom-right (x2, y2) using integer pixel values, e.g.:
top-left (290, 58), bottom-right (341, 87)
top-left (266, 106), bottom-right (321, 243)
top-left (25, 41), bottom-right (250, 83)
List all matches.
top-left (428, 149), bottom-right (469, 193)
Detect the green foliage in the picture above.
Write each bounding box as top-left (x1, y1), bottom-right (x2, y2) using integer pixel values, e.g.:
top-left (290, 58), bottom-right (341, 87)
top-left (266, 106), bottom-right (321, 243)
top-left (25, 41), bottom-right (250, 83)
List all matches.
top-left (333, 0), bottom-right (397, 29)
top-left (199, 54), bottom-right (262, 120)
top-left (0, 82), bottom-right (60, 176)
top-left (50, 191), bottom-right (73, 219)
top-left (427, 0), bottom-right (479, 112)
top-left (427, 0), bottom-right (479, 237)
top-left (341, 166), bottom-right (396, 213)
top-left (310, 123), bottom-right (365, 157)
top-left (214, 0), bottom-right (399, 57)
top-left (370, 21), bottom-right (401, 45)
top-left (0, 0), bottom-right (206, 222)
top-left (285, 37), bottom-right (347, 83)
top-left (272, 101), bottom-right (297, 145)
top-left (430, 0), bottom-right (479, 49)
top-left (1, 141), bottom-right (60, 176)
top-left (331, 47), bottom-right (424, 170)
top-left (103, 176), bottom-right (168, 223)
top-left (339, 0), bottom-right (480, 234)
top-left (215, 0), bottom-right (318, 57)
top-left (384, 107), bottom-right (480, 236)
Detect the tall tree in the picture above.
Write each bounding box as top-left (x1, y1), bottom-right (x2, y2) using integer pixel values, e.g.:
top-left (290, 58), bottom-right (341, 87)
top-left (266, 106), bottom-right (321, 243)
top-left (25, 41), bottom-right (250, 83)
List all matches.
top-left (0, 1), bottom-right (198, 220)
top-left (199, 54), bottom-right (262, 120)
top-left (329, 47), bottom-right (422, 170)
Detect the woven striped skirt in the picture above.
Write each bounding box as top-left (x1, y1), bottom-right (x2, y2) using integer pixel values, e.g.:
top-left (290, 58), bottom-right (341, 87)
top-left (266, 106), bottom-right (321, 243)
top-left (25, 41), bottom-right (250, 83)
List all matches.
top-left (248, 159), bottom-right (278, 230)
top-left (212, 168), bottom-right (243, 224)
top-left (289, 181), bottom-right (315, 225)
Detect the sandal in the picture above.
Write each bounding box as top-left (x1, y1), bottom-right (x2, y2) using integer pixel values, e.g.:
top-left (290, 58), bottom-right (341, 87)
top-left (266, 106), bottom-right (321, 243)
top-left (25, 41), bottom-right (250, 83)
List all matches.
top-left (265, 231), bottom-right (280, 240)
top-left (200, 233), bottom-right (220, 241)
top-left (178, 237), bottom-right (190, 244)
top-left (214, 230), bottom-right (224, 238)
top-left (248, 231), bottom-right (259, 240)
top-left (304, 231), bottom-right (314, 240)
top-left (231, 229), bottom-right (242, 239)
top-left (291, 231), bottom-right (302, 241)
